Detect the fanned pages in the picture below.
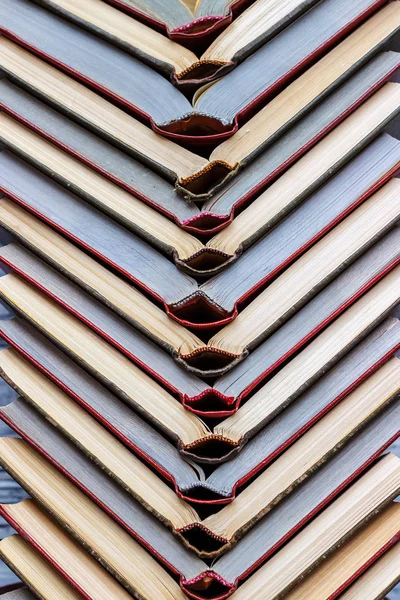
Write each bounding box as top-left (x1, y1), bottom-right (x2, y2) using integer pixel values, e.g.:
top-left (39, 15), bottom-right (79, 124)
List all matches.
top-left (212, 404), bottom-right (400, 586)
top-left (0, 38), bottom-right (207, 184)
top-left (0, 317), bottom-right (210, 496)
top-left (0, 243), bottom-right (211, 394)
top-left (1, 202), bottom-right (399, 388)
top-left (0, 129), bottom-right (397, 335)
top-left (213, 268), bottom-right (400, 443)
top-left (209, 2), bottom-right (400, 165)
top-left (0, 79), bottom-right (201, 225)
top-left (1, 0), bottom-right (395, 138)
top-left (0, 439), bottom-right (190, 598)
top-left (202, 54), bottom-right (400, 214)
top-left (0, 399), bottom-right (210, 581)
top-left (0, 196), bottom-right (208, 362)
top-left (208, 181), bottom-right (400, 355)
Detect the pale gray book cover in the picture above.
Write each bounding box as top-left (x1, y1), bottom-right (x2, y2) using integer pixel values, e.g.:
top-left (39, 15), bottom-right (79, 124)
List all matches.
top-left (1, 591), bottom-right (35, 600)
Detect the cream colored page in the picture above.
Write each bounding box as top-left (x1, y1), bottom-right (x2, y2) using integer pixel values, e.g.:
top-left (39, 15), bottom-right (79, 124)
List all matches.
top-left (286, 504), bottom-right (400, 600)
top-left (3, 500), bottom-right (133, 600)
top-left (208, 84), bottom-right (400, 255)
top-left (210, 180), bottom-right (400, 354)
top-left (0, 535), bottom-right (84, 600)
top-left (211, 3), bottom-right (400, 164)
top-left (0, 274), bottom-right (209, 444)
top-left (0, 39), bottom-right (206, 181)
top-left (45, 0), bottom-right (198, 74)
top-left (203, 0), bottom-right (315, 62)
top-left (217, 267), bottom-right (400, 440)
top-left (340, 544), bottom-right (400, 599)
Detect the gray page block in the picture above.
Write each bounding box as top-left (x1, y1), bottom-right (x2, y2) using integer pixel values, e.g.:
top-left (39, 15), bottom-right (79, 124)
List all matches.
top-left (0, 242), bottom-right (207, 395)
top-left (0, 590), bottom-right (34, 599)
top-left (0, 0), bottom-right (191, 124)
top-left (0, 150), bottom-right (197, 303)
top-left (203, 134), bottom-right (400, 311)
top-left (215, 229), bottom-right (400, 398)
top-left (0, 80), bottom-right (199, 222)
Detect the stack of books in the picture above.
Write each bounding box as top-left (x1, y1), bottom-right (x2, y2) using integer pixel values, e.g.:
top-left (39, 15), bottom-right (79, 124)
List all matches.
top-left (0, 0), bottom-right (399, 597)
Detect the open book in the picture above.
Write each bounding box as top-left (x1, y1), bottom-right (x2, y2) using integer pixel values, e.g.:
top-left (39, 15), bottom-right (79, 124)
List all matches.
top-left (31, 0), bottom-right (321, 83)
top-left (0, 171), bottom-right (399, 380)
top-left (0, 440), bottom-right (398, 598)
top-left (0, 387), bottom-right (397, 593)
top-left (1, 51), bottom-right (398, 222)
top-left (102, 0), bottom-right (253, 40)
top-left (0, 266), bottom-right (398, 463)
top-left (1, 2), bottom-right (399, 195)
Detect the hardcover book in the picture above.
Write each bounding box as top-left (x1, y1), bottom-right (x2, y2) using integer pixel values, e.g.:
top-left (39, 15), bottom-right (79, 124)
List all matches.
top-left (0, 0), bottom-right (399, 597)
